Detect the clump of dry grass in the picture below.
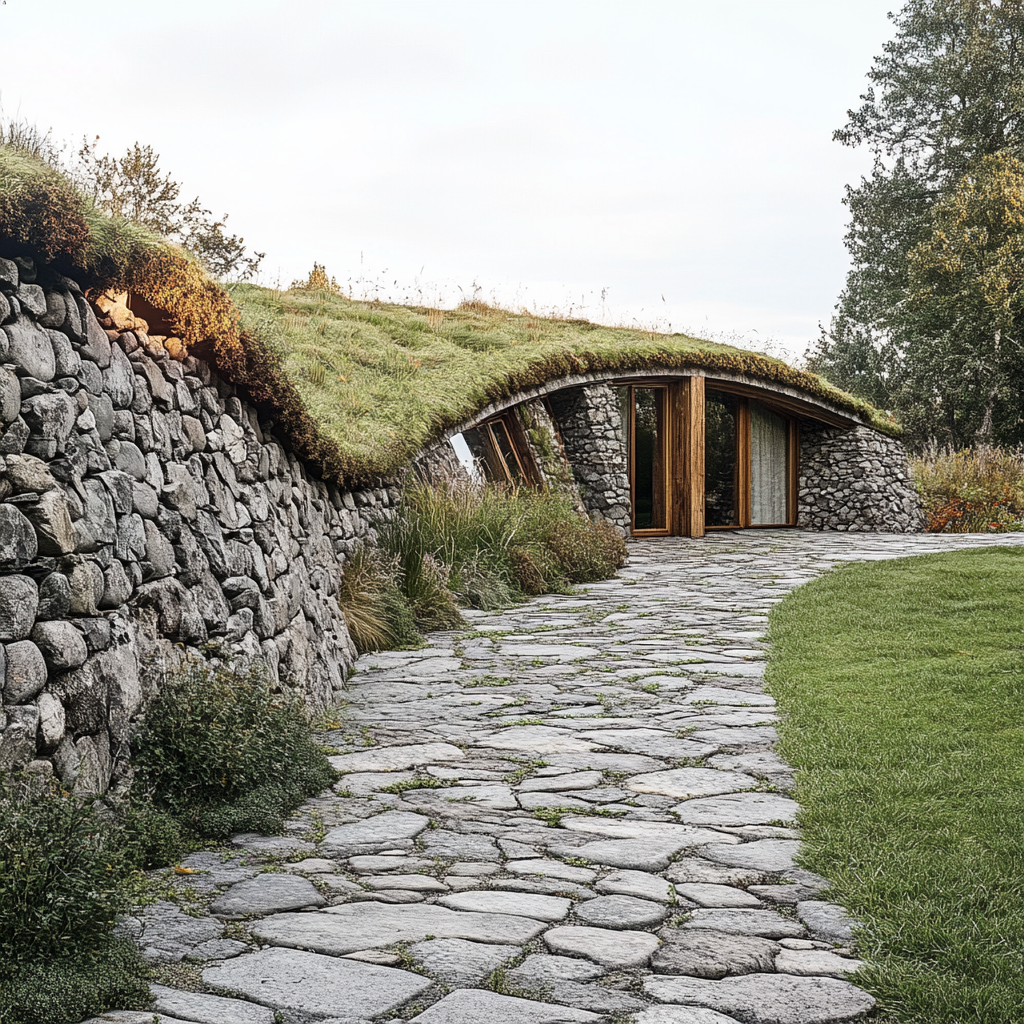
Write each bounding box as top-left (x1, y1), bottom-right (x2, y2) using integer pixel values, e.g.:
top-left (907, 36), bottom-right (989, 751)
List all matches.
top-left (912, 446), bottom-right (1024, 532)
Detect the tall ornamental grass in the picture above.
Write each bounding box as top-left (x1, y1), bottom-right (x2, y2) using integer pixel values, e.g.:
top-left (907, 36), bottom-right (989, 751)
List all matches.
top-left (912, 446), bottom-right (1024, 532)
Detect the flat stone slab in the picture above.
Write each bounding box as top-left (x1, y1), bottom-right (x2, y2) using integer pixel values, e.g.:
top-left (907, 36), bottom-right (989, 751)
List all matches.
top-left (477, 725), bottom-right (600, 753)
top-left (702, 839), bottom-right (802, 872)
top-left (582, 727), bottom-right (718, 759)
top-left (634, 1008), bottom-right (745, 1024)
top-left (409, 988), bottom-right (602, 1022)
top-left (323, 810), bottom-right (429, 848)
top-left (675, 883), bottom-right (763, 908)
top-left (507, 858), bottom-right (597, 883)
top-left (667, 858), bottom-right (765, 887)
top-left (507, 954), bottom-right (606, 983)
top-left (643, 973), bottom-right (876, 1024)
top-left (203, 947), bottom-right (432, 1018)
top-left (253, 902), bottom-right (547, 953)
top-left (673, 792), bottom-right (800, 827)
top-left (519, 770), bottom-right (603, 792)
top-left (365, 874), bottom-right (449, 892)
top-left (574, 893), bottom-right (668, 929)
top-left (560, 817), bottom-right (736, 847)
top-left (409, 937), bottom-right (521, 986)
top-left (544, 925), bottom-right (660, 967)
top-left (654, 929), bottom-right (780, 979)
top-left (546, 751), bottom-right (665, 773)
top-left (775, 948), bottom-right (863, 977)
top-left (406, 783), bottom-right (518, 809)
top-left (797, 900), bottom-right (856, 943)
top-left (117, 901), bottom-right (244, 963)
top-left (150, 985), bottom-right (276, 1024)
top-left (627, 768), bottom-right (758, 800)
top-left (329, 743), bottom-right (466, 772)
top-left (550, 837), bottom-right (688, 871)
top-left (681, 909), bottom-right (805, 938)
top-left (439, 890), bottom-right (571, 921)
top-left (596, 868), bottom-right (673, 902)
top-left (421, 828), bottom-right (501, 861)
top-left (210, 873), bottom-right (325, 916)
top-left (682, 686), bottom-right (775, 707)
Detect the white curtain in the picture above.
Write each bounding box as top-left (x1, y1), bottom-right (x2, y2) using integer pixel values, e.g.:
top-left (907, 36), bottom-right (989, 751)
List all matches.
top-left (750, 403), bottom-right (788, 525)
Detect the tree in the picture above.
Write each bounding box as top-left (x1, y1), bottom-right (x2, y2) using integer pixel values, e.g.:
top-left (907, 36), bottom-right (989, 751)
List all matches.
top-left (811, 0), bottom-right (1024, 445)
top-left (71, 137), bottom-right (264, 280)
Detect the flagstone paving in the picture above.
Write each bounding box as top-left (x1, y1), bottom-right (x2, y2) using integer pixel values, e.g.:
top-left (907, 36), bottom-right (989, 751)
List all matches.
top-left (88, 530), bottom-right (1024, 1024)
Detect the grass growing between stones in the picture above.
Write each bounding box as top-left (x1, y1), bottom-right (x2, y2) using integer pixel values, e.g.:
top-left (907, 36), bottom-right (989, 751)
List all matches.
top-left (766, 547), bottom-right (1024, 1023)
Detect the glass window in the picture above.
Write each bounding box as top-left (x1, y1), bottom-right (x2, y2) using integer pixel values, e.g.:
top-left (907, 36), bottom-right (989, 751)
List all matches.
top-left (705, 390), bottom-right (738, 527)
top-left (633, 387), bottom-right (668, 530)
top-left (750, 401), bottom-right (789, 525)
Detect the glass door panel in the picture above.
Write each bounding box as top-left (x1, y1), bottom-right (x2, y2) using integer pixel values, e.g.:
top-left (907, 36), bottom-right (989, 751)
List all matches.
top-left (633, 387), bottom-right (668, 531)
top-left (705, 390), bottom-right (738, 527)
top-left (750, 402), bottom-right (789, 525)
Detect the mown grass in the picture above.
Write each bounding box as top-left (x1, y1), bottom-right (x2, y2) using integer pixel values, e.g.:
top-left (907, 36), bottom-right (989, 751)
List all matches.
top-left (767, 548), bottom-right (1024, 1023)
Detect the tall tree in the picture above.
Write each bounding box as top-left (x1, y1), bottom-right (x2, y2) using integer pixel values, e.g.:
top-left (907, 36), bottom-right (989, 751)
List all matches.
top-left (809, 0), bottom-right (1024, 445)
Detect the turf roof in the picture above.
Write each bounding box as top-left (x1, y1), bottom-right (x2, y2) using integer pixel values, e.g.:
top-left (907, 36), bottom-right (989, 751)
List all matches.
top-left (0, 144), bottom-right (898, 487)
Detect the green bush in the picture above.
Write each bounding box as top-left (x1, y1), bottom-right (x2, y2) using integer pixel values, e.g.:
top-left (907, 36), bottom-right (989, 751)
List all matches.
top-left (131, 661), bottom-right (337, 840)
top-left (0, 775), bottom-right (151, 1024)
top-left (374, 480), bottom-right (627, 622)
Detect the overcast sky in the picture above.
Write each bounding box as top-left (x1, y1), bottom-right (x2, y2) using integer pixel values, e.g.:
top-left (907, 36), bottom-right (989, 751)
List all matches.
top-left (1, 1), bottom-right (896, 361)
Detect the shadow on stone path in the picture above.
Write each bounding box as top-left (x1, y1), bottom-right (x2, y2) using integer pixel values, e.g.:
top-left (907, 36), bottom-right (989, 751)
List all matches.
top-left (88, 530), bottom-right (1024, 1024)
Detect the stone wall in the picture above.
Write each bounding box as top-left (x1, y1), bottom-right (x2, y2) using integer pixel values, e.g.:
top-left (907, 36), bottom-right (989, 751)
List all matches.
top-left (547, 384), bottom-right (631, 535)
top-left (0, 256), bottom-right (396, 794)
top-left (798, 422), bottom-right (923, 532)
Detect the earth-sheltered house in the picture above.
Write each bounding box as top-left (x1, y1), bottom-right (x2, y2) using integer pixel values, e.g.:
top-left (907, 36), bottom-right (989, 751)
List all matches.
top-left (0, 146), bottom-right (921, 794)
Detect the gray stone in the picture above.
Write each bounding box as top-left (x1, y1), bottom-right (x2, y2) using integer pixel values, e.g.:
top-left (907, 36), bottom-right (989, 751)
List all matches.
top-left (364, 873), bottom-right (449, 892)
top-left (774, 948), bottom-right (862, 977)
top-left (0, 705), bottom-right (39, 770)
top-left (114, 440), bottom-right (147, 480)
top-left (797, 901), bottom-right (856, 943)
top-left (16, 488), bottom-right (75, 554)
top-left (0, 575), bottom-right (38, 640)
top-left (575, 893), bottom-right (668, 929)
top-left (595, 869), bottom-right (673, 902)
top-left (654, 929), bottom-right (780, 979)
top-left (253, 902), bottom-right (547, 952)
top-left (0, 368), bottom-right (21, 423)
top-left (150, 984), bottom-right (276, 1024)
top-left (409, 937), bottom-right (520, 986)
top-left (16, 283), bottom-right (46, 316)
top-left (5, 453), bottom-right (55, 493)
top-left (103, 343), bottom-right (136, 408)
top-left (37, 691), bottom-right (66, 750)
top-left (628, 768), bottom-right (758, 800)
top-left (22, 391), bottom-right (77, 446)
top-left (439, 890), bottom-right (571, 921)
top-left (703, 840), bottom-right (802, 873)
top-left (210, 873), bottom-right (326, 916)
top-left (506, 859), bottom-right (597, 883)
top-left (329, 742), bottom-right (465, 772)
top-left (4, 318), bottom-right (56, 381)
top-left (49, 330), bottom-right (80, 376)
top-left (322, 810), bottom-right (429, 849)
top-left (550, 838), bottom-right (686, 871)
top-left (31, 620), bottom-right (88, 670)
top-left (518, 770), bottom-right (603, 792)
top-left (674, 792), bottom-right (800, 827)
top-left (478, 724), bottom-right (600, 754)
top-left (634, 1008), bottom-right (744, 1024)
top-left (680, 909), bottom-right (805, 939)
top-left (203, 947), bottom-right (433, 1018)
top-left (643, 973), bottom-right (876, 1024)
top-left (543, 925), bottom-right (660, 967)
top-left (408, 989), bottom-right (602, 1023)
top-left (118, 901), bottom-right (230, 963)
top-left (508, 954), bottom-right (606, 984)
top-left (546, 751), bottom-right (664, 773)
top-left (674, 883), bottom-right (764, 908)
top-left (0, 503), bottom-right (37, 567)
top-left (667, 858), bottom-right (765, 887)
top-left (36, 572), bottom-right (71, 620)
top-left (421, 828), bottom-right (500, 861)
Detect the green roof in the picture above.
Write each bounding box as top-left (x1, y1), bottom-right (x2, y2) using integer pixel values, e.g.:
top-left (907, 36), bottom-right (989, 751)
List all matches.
top-left (0, 144), bottom-right (898, 486)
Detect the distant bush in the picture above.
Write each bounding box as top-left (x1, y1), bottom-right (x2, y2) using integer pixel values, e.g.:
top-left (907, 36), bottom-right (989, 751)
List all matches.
top-left (912, 446), bottom-right (1024, 532)
top-left (131, 661), bottom-right (337, 840)
top-left (352, 481), bottom-right (626, 642)
top-left (0, 774), bottom-right (150, 1024)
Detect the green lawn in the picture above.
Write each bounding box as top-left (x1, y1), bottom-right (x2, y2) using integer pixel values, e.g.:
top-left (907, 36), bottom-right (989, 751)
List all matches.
top-left (766, 548), bottom-right (1024, 1024)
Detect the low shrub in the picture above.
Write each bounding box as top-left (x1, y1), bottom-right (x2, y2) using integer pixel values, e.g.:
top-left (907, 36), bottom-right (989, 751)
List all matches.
top-left (131, 660), bottom-right (337, 840)
top-left (0, 775), bottom-right (150, 1024)
top-left (912, 446), bottom-right (1024, 532)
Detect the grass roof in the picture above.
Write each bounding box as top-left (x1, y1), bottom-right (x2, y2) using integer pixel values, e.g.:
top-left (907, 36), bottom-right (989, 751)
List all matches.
top-left (0, 144), bottom-right (898, 487)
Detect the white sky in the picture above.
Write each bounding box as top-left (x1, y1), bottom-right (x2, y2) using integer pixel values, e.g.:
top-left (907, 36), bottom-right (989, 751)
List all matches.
top-left (1, 1), bottom-right (896, 362)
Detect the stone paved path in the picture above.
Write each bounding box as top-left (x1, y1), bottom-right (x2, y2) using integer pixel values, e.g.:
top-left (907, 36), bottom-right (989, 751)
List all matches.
top-left (90, 531), bottom-right (1024, 1024)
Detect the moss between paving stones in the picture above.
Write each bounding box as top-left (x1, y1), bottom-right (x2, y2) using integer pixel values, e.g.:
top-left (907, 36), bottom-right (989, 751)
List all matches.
top-left (0, 144), bottom-right (898, 488)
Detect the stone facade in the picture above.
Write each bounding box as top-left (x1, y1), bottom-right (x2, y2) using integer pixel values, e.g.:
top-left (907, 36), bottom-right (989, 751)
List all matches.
top-left (0, 256), bottom-right (396, 794)
top-left (547, 384), bottom-right (631, 534)
top-left (798, 422), bottom-right (923, 532)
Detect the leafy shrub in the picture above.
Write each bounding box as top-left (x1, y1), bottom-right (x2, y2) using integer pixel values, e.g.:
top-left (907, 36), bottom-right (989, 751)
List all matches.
top-left (0, 775), bottom-right (150, 1024)
top-left (912, 446), bottom-right (1024, 532)
top-left (131, 661), bottom-right (337, 840)
top-left (338, 545), bottom-right (423, 653)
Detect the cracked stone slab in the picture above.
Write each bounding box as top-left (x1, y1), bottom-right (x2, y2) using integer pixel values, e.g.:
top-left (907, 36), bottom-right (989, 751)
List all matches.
top-left (680, 908), bottom-right (806, 938)
top-left (581, 727), bottom-right (719, 759)
top-left (150, 984), bottom-right (276, 1024)
top-left (409, 938), bottom-right (521, 986)
top-left (674, 883), bottom-right (763, 908)
top-left (476, 725), bottom-right (601, 753)
top-left (421, 828), bottom-right (501, 861)
top-left (643, 973), bottom-right (876, 1024)
top-left (653, 929), bottom-right (780, 979)
top-left (210, 873), bottom-right (325, 916)
top-left (774, 948), bottom-right (863, 977)
top-left (627, 768), bottom-right (759, 800)
top-left (574, 893), bottom-right (668, 929)
top-left (439, 890), bottom-right (572, 921)
top-left (635, 1008), bottom-right (744, 1024)
top-left (558, 817), bottom-right (738, 847)
top-left (667, 858), bottom-right (765, 887)
top-left (506, 858), bottom-right (597, 883)
top-left (549, 837), bottom-right (689, 871)
top-left (596, 868), bottom-right (673, 902)
top-left (203, 947), bottom-right (432, 1018)
top-left (544, 925), bottom-right (660, 967)
top-left (329, 743), bottom-right (466, 772)
top-left (672, 792), bottom-right (800, 827)
top-left (322, 810), bottom-right (429, 849)
top-left (408, 988), bottom-right (603, 1022)
top-left (253, 902), bottom-right (547, 953)
top-left (518, 770), bottom-right (603, 792)
top-left (506, 954), bottom-right (607, 984)
top-left (116, 901), bottom-right (239, 964)
top-left (544, 751), bottom-right (665, 773)
top-left (702, 839), bottom-right (802, 872)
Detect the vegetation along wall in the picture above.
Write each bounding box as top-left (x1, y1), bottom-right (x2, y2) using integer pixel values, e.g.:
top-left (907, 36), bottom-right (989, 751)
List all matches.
top-left (0, 255), bottom-right (396, 794)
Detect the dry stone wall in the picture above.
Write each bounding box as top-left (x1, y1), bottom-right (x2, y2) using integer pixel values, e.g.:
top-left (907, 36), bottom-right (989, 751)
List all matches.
top-left (798, 422), bottom-right (923, 532)
top-left (0, 256), bottom-right (396, 794)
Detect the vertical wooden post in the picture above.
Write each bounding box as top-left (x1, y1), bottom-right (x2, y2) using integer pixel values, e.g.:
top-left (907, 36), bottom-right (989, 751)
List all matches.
top-left (737, 401), bottom-right (751, 528)
top-left (680, 376), bottom-right (705, 537)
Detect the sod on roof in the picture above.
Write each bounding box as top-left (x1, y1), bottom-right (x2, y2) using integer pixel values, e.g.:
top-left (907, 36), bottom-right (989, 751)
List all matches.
top-left (0, 143), bottom-right (897, 487)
